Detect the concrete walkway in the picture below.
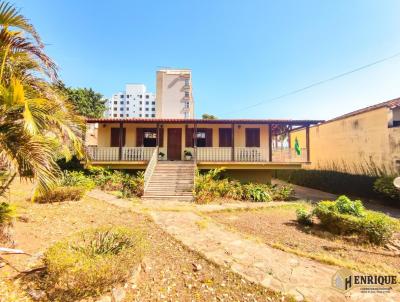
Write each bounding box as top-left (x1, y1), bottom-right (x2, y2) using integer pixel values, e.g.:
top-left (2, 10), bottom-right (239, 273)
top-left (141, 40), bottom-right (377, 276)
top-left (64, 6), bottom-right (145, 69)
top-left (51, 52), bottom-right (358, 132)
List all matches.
top-left (88, 190), bottom-right (400, 302)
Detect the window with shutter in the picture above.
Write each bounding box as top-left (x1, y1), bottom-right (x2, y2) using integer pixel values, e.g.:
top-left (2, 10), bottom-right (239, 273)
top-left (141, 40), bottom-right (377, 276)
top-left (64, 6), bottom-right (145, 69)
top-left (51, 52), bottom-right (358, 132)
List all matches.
top-left (111, 128), bottom-right (126, 147)
top-left (245, 128), bottom-right (260, 147)
top-left (219, 128), bottom-right (232, 147)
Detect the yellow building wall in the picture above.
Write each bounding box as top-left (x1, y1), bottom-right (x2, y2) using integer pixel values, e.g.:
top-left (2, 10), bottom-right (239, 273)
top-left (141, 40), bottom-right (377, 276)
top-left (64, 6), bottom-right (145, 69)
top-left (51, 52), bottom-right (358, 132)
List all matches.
top-left (290, 107), bottom-right (398, 175)
top-left (96, 123), bottom-right (270, 160)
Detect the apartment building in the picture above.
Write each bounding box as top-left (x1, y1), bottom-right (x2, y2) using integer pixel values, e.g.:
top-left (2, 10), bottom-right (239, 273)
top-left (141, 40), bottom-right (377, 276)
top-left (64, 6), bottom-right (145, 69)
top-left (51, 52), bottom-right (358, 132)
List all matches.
top-left (105, 84), bottom-right (156, 118)
top-left (156, 69), bottom-right (194, 119)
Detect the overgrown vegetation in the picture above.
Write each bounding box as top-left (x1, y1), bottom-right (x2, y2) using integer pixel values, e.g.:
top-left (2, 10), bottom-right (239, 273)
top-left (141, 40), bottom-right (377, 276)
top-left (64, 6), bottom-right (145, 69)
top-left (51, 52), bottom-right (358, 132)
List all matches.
top-left (296, 195), bottom-right (400, 245)
top-left (195, 168), bottom-right (294, 203)
top-left (44, 226), bottom-right (147, 301)
top-left (275, 169), bottom-right (378, 200)
top-left (35, 186), bottom-right (86, 203)
top-left (373, 176), bottom-right (400, 204)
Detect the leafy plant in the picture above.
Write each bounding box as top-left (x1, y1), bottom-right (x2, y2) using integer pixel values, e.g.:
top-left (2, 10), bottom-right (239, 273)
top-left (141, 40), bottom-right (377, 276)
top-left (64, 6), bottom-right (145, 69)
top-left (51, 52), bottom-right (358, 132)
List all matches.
top-left (312, 196), bottom-right (400, 244)
top-left (60, 171), bottom-right (95, 190)
top-left (44, 226), bottom-right (147, 300)
top-left (243, 183), bottom-right (272, 202)
top-left (184, 150), bottom-right (192, 156)
top-left (158, 151), bottom-right (165, 158)
top-left (0, 202), bottom-right (14, 224)
top-left (373, 176), bottom-right (400, 202)
top-left (296, 207), bottom-right (313, 226)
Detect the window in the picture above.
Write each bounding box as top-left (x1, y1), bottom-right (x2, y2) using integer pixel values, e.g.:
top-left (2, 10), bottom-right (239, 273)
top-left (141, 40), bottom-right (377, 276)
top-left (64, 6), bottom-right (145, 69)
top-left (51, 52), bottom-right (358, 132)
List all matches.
top-left (184, 112), bottom-right (189, 118)
top-left (139, 101), bottom-right (142, 104)
top-left (127, 95), bottom-right (130, 98)
top-left (145, 114), bottom-right (149, 117)
top-left (185, 91), bottom-right (190, 97)
top-left (146, 95), bottom-right (149, 99)
top-left (185, 79), bottom-right (189, 86)
top-left (139, 114), bottom-right (142, 117)
top-left (120, 114), bottom-right (123, 117)
top-left (127, 101), bottom-right (129, 104)
top-left (152, 101), bottom-right (155, 105)
top-left (184, 102), bottom-right (189, 108)
top-left (151, 114), bottom-right (155, 117)
top-left (145, 101), bottom-right (149, 105)
top-left (151, 108), bottom-right (155, 111)
top-left (219, 128), bottom-right (232, 147)
top-left (114, 108), bottom-right (117, 111)
top-left (120, 95), bottom-right (124, 99)
top-left (245, 128), bottom-right (260, 147)
top-left (126, 114), bottom-right (129, 117)
top-left (113, 114), bottom-right (117, 117)
top-left (139, 95), bottom-right (142, 98)
top-left (120, 107), bottom-right (124, 111)
top-left (114, 101), bottom-right (117, 105)
top-left (120, 101), bottom-right (124, 104)
top-left (145, 108), bottom-right (149, 111)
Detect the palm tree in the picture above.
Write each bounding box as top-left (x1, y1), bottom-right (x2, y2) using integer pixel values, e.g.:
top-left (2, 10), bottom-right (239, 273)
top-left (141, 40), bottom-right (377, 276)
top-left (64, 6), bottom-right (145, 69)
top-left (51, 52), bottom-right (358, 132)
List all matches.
top-left (0, 1), bottom-right (85, 200)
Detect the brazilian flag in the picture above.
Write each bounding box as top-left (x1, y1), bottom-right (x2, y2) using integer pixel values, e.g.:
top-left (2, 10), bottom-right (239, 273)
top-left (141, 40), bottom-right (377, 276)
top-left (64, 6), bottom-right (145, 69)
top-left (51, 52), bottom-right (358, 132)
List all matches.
top-left (294, 137), bottom-right (301, 156)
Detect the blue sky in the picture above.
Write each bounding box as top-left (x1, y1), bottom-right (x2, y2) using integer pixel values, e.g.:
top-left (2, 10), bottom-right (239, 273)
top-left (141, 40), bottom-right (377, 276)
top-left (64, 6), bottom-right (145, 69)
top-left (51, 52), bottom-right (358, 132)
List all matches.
top-left (15, 0), bottom-right (400, 120)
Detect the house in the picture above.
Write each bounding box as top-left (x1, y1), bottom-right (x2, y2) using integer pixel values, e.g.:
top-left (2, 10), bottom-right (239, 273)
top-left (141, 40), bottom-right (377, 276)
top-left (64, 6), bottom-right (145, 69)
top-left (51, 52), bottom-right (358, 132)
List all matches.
top-left (289, 98), bottom-right (400, 175)
top-left (85, 118), bottom-right (322, 200)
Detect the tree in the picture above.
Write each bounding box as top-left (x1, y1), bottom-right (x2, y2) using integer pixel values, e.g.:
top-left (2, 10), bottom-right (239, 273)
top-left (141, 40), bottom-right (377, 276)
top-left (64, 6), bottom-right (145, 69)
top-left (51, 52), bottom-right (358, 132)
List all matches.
top-left (61, 85), bottom-right (106, 118)
top-left (202, 113), bottom-right (217, 120)
top-left (0, 2), bottom-right (85, 200)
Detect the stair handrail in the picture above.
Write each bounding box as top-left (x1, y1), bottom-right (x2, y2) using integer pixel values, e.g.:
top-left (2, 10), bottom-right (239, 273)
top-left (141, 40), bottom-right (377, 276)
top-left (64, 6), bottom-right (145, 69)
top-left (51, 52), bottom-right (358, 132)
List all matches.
top-left (144, 147), bottom-right (158, 192)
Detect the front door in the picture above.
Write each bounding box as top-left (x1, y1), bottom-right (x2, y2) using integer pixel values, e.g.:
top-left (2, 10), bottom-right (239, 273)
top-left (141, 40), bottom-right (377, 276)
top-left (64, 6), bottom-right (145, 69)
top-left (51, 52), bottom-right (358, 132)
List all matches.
top-left (167, 128), bottom-right (182, 160)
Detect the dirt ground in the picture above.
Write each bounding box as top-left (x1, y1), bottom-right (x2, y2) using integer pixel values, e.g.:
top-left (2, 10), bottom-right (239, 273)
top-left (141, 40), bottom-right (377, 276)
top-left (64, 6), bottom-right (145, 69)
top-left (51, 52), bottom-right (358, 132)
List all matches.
top-left (208, 205), bottom-right (400, 277)
top-left (0, 181), bottom-right (289, 302)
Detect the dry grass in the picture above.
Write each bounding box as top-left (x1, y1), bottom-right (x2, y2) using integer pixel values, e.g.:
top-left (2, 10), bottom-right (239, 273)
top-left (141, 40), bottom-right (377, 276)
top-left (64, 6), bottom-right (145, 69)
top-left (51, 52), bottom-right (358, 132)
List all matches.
top-left (208, 205), bottom-right (400, 277)
top-left (0, 180), bottom-right (290, 302)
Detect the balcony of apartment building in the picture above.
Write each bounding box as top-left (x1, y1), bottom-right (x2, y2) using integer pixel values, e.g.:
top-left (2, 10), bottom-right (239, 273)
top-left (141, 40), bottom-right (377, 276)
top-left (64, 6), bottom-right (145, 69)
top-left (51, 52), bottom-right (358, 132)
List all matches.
top-left (85, 118), bottom-right (322, 169)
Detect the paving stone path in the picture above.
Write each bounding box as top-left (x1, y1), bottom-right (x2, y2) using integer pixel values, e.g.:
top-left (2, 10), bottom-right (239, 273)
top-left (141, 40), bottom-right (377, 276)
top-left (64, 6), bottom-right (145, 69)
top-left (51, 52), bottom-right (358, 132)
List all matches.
top-left (89, 190), bottom-right (400, 302)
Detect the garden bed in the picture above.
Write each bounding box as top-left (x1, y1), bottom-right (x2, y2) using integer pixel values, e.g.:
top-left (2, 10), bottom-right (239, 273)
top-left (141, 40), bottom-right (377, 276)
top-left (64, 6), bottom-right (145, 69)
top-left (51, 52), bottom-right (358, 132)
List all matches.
top-left (0, 181), bottom-right (289, 301)
top-left (208, 204), bottom-right (400, 277)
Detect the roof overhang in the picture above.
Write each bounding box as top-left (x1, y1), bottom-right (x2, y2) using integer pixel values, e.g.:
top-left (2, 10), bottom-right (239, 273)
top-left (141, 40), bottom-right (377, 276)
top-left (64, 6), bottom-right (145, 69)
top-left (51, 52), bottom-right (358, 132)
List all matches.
top-left (86, 118), bottom-right (324, 127)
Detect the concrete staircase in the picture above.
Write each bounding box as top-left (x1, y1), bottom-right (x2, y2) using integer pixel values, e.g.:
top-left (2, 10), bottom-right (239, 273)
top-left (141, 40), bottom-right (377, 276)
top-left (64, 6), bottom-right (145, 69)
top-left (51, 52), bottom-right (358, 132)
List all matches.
top-left (142, 161), bottom-right (195, 202)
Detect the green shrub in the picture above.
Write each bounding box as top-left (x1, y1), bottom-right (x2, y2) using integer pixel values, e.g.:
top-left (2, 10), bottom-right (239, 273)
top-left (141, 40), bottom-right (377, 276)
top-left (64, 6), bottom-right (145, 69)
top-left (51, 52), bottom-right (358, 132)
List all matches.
top-left (334, 195), bottom-right (365, 217)
top-left (44, 226), bottom-right (147, 301)
top-left (60, 171), bottom-right (96, 190)
top-left (242, 183), bottom-right (272, 202)
top-left (121, 171), bottom-right (144, 198)
top-left (35, 186), bottom-right (85, 203)
top-left (373, 176), bottom-right (400, 202)
top-left (312, 196), bottom-right (400, 244)
top-left (0, 202), bottom-right (14, 224)
top-left (270, 184), bottom-right (295, 201)
top-left (296, 207), bottom-right (313, 226)
top-left (360, 211), bottom-right (400, 244)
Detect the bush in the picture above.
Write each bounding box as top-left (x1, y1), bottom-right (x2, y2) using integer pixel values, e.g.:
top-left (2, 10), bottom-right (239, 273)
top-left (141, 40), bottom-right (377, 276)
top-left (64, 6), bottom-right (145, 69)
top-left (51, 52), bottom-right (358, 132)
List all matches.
top-left (242, 183), bottom-right (272, 202)
top-left (35, 186), bottom-right (85, 203)
top-left (0, 202), bottom-right (14, 224)
top-left (60, 171), bottom-right (96, 190)
top-left (121, 171), bottom-right (144, 198)
top-left (296, 207), bottom-right (313, 226)
top-left (334, 195), bottom-right (365, 217)
top-left (312, 196), bottom-right (400, 244)
top-left (194, 168), bottom-right (294, 203)
top-left (373, 176), bottom-right (400, 202)
top-left (44, 226), bottom-right (147, 301)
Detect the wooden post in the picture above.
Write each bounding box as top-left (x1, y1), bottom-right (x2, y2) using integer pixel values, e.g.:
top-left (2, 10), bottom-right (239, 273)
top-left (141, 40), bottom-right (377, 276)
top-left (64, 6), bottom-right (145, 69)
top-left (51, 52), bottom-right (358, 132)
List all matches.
top-left (231, 123), bottom-right (235, 161)
top-left (306, 125), bottom-right (310, 162)
top-left (118, 122), bottom-right (123, 160)
top-left (156, 123), bottom-right (160, 147)
top-left (268, 124), bottom-right (273, 162)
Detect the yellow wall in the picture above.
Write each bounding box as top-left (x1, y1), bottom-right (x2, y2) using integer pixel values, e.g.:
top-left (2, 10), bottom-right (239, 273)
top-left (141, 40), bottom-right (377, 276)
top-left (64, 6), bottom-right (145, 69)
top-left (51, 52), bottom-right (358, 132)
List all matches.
top-left (290, 107), bottom-right (399, 175)
top-left (96, 122), bottom-right (270, 160)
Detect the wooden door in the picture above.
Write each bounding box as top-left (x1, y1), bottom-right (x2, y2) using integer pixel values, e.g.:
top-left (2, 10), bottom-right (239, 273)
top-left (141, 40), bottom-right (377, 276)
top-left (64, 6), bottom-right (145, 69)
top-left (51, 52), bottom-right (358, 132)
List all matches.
top-left (111, 128), bottom-right (126, 147)
top-left (167, 128), bottom-right (182, 160)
